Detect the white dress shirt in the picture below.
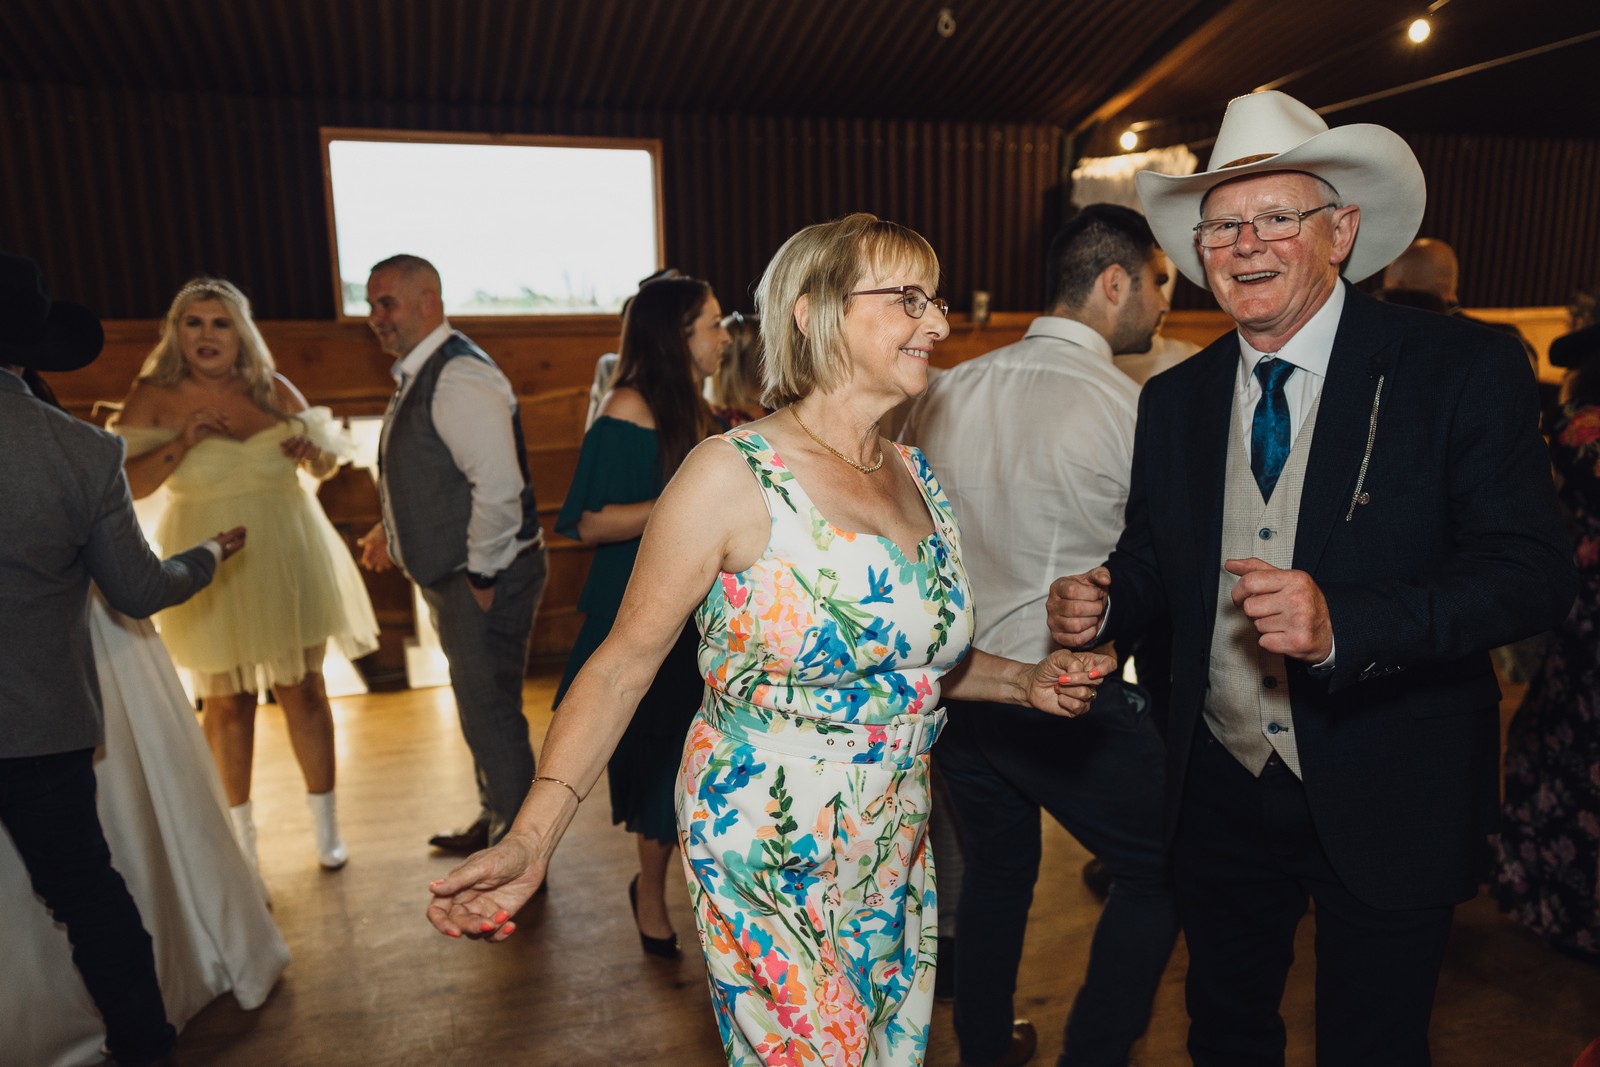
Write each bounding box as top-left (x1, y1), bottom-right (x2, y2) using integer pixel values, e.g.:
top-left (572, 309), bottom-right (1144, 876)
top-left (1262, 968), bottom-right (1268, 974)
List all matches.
top-left (1231, 281), bottom-right (1346, 669)
top-left (389, 320), bottom-right (534, 576)
top-left (1231, 280), bottom-right (1345, 460)
top-left (901, 316), bottom-right (1141, 662)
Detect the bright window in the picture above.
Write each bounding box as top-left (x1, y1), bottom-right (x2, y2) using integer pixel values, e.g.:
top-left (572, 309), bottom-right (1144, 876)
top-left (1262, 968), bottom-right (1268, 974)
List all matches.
top-left (321, 129), bottom-right (663, 318)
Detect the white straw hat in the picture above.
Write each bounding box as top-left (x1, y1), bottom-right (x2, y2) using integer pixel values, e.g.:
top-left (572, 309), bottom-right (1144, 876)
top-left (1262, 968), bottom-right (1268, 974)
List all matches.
top-left (1135, 91), bottom-right (1426, 289)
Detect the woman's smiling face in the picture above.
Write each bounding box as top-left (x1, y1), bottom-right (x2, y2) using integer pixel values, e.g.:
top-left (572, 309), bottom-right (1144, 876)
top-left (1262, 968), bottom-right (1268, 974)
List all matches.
top-left (177, 298), bottom-right (240, 379)
top-left (840, 272), bottom-right (950, 403)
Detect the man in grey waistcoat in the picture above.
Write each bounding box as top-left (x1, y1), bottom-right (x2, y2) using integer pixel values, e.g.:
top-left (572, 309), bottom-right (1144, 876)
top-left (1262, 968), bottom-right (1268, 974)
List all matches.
top-left (1047, 92), bottom-right (1576, 1063)
top-left (359, 255), bottom-right (548, 854)
top-left (0, 252), bottom-right (245, 1066)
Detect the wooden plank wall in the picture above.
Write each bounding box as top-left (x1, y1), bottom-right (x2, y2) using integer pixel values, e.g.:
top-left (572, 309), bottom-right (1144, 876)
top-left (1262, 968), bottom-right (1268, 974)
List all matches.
top-left (57, 305), bottom-right (1565, 679)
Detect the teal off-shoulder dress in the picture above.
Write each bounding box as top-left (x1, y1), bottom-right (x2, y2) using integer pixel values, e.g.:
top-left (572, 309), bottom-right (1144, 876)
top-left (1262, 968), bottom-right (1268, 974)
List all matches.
top-left (554, 416), bottom-right (703, 845)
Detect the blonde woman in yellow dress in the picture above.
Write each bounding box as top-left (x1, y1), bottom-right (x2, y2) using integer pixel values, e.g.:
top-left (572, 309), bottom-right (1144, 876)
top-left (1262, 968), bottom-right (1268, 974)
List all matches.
top-left (114, 278), bottom-right (378, 874)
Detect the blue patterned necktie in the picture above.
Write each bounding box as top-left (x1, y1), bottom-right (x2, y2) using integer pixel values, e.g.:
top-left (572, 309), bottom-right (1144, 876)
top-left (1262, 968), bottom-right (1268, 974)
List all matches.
top-left (1251, 357), bottom-right (1296, 501)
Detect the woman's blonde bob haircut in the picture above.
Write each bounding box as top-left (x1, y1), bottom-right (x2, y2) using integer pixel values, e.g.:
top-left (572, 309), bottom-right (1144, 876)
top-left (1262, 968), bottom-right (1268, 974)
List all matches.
top-left (139, 277), bottom-right (280, 413)
top-left (755, 213), bottom-right (940, 408)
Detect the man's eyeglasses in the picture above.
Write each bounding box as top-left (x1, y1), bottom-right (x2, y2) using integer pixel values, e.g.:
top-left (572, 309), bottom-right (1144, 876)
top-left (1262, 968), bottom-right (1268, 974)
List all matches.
top-left (847, 285), bottom-right (950, 319)
top-left (1193, 204), bottom-right (1337, 249)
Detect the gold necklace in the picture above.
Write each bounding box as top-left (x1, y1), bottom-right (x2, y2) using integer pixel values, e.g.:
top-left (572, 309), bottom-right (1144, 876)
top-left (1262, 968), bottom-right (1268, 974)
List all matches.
top-left (789, 405), bottom-right (884, 473)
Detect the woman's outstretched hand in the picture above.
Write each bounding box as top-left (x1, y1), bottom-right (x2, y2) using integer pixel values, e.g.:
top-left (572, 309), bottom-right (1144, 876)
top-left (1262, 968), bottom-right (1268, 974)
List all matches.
top-left (426, 831), bottom-right (547, 943)
top-left (1028, 649), bottom-right (1118, 717)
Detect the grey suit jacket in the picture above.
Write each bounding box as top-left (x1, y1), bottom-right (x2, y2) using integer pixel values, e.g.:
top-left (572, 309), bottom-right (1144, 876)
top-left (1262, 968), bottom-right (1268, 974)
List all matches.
top-left (0, 372), bottom-right (217, 758)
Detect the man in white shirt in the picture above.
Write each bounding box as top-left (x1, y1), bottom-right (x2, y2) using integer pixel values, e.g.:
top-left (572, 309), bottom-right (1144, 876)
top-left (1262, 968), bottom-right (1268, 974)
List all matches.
top-left (359, 255), bottom-right (548, 854)
top-left (901, 204), bottom-right (1177, 1067)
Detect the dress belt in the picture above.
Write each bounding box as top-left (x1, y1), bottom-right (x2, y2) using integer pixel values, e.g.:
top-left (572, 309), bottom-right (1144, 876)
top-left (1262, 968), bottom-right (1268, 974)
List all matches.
top-left (700, 688), bottom-right (945, 769)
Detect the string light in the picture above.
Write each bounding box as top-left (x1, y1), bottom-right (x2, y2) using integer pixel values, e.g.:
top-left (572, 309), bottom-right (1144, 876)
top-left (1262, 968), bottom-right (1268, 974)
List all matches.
top-left (1119, 129), bottom-right (1139, 151)
top-left (1408, 18), bottom-right (1431, 43)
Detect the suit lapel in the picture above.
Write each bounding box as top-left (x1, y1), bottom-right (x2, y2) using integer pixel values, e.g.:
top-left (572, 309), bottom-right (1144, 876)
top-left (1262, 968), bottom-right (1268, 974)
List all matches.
top-left (1294, 286), bottom-right (1398, 573)
top-left (1184, 341), bottom-right (1237, 628)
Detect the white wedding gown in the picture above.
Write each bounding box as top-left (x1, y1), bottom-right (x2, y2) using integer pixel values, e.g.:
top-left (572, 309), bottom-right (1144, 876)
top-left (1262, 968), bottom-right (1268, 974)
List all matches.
top-left (0, 593), bottom-right (290, 1067)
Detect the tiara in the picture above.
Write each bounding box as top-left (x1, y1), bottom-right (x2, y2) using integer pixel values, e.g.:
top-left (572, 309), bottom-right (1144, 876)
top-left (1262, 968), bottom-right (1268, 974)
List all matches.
top-left (174, 280), bottom-right (247, 305)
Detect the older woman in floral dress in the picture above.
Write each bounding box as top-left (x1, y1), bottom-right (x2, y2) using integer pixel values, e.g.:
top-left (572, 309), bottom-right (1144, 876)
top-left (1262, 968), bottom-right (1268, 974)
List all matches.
top-left (428, 215), bottom-right (1115, 1066)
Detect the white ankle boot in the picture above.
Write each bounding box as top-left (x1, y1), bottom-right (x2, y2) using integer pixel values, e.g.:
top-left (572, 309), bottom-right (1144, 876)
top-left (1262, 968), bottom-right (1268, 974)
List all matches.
top-left (229, 800), bottom-right (260, 872)
top-left (229, 800), bottom-right (271, 903)
top-left (307, 790), bottom-right (348, 870)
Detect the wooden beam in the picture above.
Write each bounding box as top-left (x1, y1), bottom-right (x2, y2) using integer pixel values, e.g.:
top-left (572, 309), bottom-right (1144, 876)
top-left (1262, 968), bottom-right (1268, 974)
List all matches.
top-left (1067, 0), bottom-right (1243, 138)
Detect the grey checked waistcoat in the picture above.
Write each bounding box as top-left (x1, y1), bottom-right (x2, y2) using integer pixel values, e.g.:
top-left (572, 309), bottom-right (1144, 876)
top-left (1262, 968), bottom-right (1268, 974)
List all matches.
top-left (379, 332), bottom-right (541, 587)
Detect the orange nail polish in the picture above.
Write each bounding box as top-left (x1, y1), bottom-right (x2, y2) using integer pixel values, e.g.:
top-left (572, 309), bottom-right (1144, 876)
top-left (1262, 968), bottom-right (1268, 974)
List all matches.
top-left (492, 911), bottom-right (510, 924)
top-left (1058, 674), bottom-right (1071, 685)
top-left (1088, 669), bottom-right (1100, 679)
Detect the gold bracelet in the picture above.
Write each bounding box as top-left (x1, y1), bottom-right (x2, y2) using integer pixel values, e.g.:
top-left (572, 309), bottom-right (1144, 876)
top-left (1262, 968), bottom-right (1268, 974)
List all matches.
top-left (532, 775), bottom-right (584, 804)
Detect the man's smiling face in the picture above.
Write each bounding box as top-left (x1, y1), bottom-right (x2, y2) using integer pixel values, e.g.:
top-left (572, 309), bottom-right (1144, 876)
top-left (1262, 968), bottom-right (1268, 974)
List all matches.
top-left (1198, 171), bottom-right (1359, 349)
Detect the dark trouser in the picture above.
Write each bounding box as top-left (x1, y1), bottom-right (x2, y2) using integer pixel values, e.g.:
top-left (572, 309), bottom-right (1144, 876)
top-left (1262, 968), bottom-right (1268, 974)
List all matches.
top-left (0, 748), bottom-right (175, 1063)
top-left (421, 546), bottom-right (547, 844)
top-left (939, 682), bottom-right (1177, 1067)
top-left (1175, 725), bottom-right (1454, 1067)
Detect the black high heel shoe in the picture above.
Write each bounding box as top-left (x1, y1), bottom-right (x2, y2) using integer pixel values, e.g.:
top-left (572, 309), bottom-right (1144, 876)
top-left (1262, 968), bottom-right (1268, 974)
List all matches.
top-left (628, 874), bottom-right (681, 959)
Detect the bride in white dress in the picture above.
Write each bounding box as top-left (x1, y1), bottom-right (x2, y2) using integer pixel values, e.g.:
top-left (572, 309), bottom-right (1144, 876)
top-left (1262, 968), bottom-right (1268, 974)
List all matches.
top-left (0, 592), bottom-right (290, 1067)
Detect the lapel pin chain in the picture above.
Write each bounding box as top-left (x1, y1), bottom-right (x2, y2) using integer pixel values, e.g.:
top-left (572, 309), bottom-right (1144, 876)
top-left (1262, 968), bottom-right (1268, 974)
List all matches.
top-left (1345, 374), bottom-right (1385, 521)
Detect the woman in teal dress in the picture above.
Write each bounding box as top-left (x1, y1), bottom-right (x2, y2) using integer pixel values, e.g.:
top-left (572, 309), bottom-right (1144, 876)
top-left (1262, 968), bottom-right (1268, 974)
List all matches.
top-left (430, 215), bottom-right (1115, 1066)
top-left (554, 276), bottom-right (730, 956)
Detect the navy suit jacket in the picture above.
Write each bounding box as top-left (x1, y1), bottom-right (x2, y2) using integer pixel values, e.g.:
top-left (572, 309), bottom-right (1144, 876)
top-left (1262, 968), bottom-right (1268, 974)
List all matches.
top-left (1102, 284), bottom-right (1577, 910)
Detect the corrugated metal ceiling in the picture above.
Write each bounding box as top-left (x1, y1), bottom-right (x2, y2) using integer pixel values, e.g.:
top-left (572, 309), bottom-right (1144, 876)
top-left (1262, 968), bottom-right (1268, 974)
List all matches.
top-left (0, 0), bottom-right (1194, 123)
top-left (6, 0), bottom-right (1593, 145)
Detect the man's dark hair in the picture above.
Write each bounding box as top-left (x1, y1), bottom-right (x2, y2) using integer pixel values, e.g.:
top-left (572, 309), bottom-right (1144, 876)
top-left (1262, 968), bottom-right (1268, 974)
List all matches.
top-left (1044, 204), bottom-right (1158, 312)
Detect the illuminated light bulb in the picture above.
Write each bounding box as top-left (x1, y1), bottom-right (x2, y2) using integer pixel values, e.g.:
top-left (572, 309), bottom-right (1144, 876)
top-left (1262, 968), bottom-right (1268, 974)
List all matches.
top-left (1408, 18), bottom-right (1430, 43)
top-left (1119, 129), bottom-right (1139, 152)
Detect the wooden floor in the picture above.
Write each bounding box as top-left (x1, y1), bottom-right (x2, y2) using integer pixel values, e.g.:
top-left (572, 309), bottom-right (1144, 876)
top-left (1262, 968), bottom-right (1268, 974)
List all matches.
top-left (174, 670), bottom-right (1600, 1067)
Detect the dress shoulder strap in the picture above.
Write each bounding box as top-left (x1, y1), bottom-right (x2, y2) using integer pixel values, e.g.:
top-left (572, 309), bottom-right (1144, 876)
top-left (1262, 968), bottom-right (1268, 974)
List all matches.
top-left (718, 428), bottom-right (809, 521)
top-left (892, 441), bottom-right (961, 545)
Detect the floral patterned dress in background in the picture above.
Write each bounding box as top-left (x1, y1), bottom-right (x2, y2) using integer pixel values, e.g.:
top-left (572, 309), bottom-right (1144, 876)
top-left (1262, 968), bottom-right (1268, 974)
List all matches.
top-left (678, 428), bottom-right (975, 1066)
top-left (1495, 401), bottom-right (1600, 962)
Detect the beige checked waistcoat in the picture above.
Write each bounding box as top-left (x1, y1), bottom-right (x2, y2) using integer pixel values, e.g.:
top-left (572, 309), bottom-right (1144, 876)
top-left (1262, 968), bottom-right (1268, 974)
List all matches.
top-left (1203, 389), bottom-right (1324, 777)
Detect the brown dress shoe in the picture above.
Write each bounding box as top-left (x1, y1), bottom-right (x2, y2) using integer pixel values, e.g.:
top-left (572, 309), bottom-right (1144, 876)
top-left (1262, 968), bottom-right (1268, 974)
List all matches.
top-left (960, 1019), bottom-right (1037, 1067)
top-left (427, 816), bottom-right (490, 854)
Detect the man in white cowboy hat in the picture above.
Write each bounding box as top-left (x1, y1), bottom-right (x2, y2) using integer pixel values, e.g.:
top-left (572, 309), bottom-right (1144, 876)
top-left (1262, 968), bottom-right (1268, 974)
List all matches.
top-left (1046, 91), bottom-right (1575, 1063)
top-left (0, 251), bottom-right (246, 1065)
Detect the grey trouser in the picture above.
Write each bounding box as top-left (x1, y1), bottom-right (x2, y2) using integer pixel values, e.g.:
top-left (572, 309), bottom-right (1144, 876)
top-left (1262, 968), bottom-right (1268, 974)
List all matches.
top-left (419, 546), bottom-right (547, 843)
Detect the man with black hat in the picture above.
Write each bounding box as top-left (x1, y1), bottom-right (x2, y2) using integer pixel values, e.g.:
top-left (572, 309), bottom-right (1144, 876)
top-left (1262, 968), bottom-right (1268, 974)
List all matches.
top-left (0, 252), bottom-right (245, 1066)
top-left (1047, 92), bottom-right (1576, 1062)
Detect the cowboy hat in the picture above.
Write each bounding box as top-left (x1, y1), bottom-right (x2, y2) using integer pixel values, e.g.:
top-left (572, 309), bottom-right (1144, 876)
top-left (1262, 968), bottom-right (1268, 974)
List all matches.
top-left (1136, 91), bottom-right (1425, 289)
top-left (0, 252), bottom-right (104, 373)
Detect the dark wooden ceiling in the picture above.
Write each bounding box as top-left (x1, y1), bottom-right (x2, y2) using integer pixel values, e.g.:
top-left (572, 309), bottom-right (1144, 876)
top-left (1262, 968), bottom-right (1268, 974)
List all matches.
top-left (4, 0), bottom-right (1596, 151)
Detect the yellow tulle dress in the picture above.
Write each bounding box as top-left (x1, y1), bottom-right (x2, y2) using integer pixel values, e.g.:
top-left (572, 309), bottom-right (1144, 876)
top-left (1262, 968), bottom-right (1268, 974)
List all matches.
top-left (117, 409), bottom-right (379, 697)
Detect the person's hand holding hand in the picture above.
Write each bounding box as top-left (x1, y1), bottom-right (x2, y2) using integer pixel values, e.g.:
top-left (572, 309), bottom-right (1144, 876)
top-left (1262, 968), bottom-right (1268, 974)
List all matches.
top-left (1025, 650), bottom-right (1117, 717)
top-left (1225, 557), bottom-right (1333, 662)
top-left (426, 831), bottom-right (547, 943)
top-left (357, 523), bottom-right (393, 572)
top-left (1047, 567), bottom-right (1112, 648)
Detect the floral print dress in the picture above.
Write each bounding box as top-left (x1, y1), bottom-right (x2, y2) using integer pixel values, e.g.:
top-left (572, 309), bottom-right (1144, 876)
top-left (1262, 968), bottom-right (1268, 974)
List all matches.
top-left (678, 428), bottom-right (975, 1066)
top-left (1495, 401), bottom-right (1600, 961)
